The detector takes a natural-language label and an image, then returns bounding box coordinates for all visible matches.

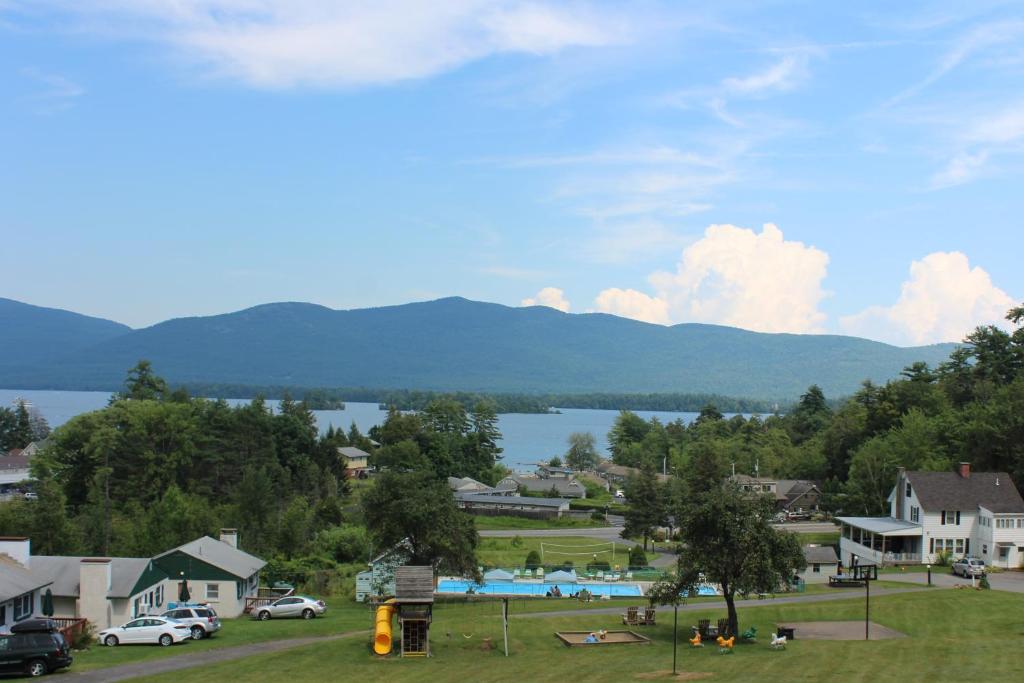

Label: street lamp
[926,564,931,587]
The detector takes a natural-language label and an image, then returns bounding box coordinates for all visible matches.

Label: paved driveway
[882,567,1024,593]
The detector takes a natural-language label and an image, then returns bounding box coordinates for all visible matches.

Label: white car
[98,617,192,647]
[254,596,327,621]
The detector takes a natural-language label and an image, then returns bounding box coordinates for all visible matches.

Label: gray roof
[156,536,265,579]
[499,475,585,497]
[31,556,151,599]
[837,516,922,536]
[907,471,1024,513]
[0,559,51,602]
[454,492,569,509]
[448,476,493,492]
[802,545,839,565]
[483,568,513,581]
[0,454,31,472]
[337,446,370,461]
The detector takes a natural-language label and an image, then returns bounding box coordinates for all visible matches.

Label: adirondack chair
[524,569,533,578]
[696,619,711,638]
[625,571,634,580]
[642,608,656,626]
[621,606,639,626]
[717,619,730,638]
[741,625,757,641]
[536,568,545,580]
[596,571,605,581]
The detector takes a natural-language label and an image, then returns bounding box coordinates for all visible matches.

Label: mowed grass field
[124,588,1024,683]
[472,515,609,531]
[475,536,629,569]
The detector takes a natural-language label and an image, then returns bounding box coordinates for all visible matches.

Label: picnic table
[828,575,865,588]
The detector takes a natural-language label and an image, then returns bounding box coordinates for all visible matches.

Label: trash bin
[777,626,795,640]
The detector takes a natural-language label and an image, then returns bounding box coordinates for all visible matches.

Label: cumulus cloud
[652,223,829,333]
[37,1,628,88]
[840,252,1015,345]
[521,286,570,312]
[590,223,829,332]
[593,287,670,325]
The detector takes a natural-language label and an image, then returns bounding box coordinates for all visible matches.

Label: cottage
[596,462,670,486]
[799,545,840,579]
[0,538,52,633]
[453,492,570,518]
[838,464,1024,569]
[4,530,265,630]
[446,476,510,496]
[777,480,822,512]
[338,446,371,479]
[0,452,32,499]
[536,464,574,479]
[496,474,587,499]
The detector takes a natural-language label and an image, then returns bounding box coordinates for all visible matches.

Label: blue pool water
[437,580,642,597]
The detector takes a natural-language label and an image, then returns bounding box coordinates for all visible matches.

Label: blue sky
[1,1,1022,345]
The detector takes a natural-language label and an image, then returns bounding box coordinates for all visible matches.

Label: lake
[0,388,707,472]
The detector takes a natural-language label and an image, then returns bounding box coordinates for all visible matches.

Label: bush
[525,550,541,569]
[314,524,370,563]
[586,560,611,572]
[590,510,605,521]
[980,574,991,590]
[511,534,524,548]
[628,545,648,568]
[934,549,952,567]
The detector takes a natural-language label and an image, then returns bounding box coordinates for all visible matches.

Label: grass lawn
[475,536,629,569]
[128,588,1024,683]
[789,530,840,546]
[473,515,609,531]
[68,603,370,672]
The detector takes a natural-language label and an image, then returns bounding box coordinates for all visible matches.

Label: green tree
[277,497,313,559]
[622,465,666,551]
[608,411,650,463]
[119,360,168,401]
[565,432,599,471]
[654,480,804,637]
[628,544,648,568]
[362,471,479,578]
[0,406,17,451]
[524,550,541,570]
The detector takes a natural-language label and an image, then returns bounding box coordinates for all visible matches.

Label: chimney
[79,559,113,629]
[895,467,906,519]
[958,462,971,479]
[0,536,30,567]
[219,528,238,548]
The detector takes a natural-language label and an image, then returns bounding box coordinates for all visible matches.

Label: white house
[0,537,52,633]
[2,530,266,630]
[838,464,1024,569]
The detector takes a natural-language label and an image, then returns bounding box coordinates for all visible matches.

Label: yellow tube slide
[373,600,396,655]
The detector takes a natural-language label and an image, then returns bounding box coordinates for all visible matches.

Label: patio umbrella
[41,589,54,616]
[178,580,191,603]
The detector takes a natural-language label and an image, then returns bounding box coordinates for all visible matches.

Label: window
[206,583,219,600]
[905,482,912,497]
[942,510,959,525]
[812,563,820,573]
[955,539,964,554]
[156,585,163,607]
[983,544,988,555]
[910,506,920,523]
[14,593,32,620]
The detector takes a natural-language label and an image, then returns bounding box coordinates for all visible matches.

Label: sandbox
[778,621,906,641]
[555,630,651,647]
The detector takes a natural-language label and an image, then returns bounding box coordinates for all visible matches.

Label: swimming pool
[437,579,643,597]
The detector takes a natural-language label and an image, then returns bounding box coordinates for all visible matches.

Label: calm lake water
[0,388,705,472]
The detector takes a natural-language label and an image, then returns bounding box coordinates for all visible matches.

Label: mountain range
[0,296,957,400]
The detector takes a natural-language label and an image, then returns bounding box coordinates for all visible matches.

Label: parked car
[253,596,327,621]
[160,605,221,640]
[97,617,191,647]
[0,619,73,677]
[951,556,987,577]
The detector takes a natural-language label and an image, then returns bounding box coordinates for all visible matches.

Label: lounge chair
[524,569,533,578]
[621,606,639,626]
[696,619,711,639]
[642,608,656,626]
[536,568,545,580]
[625,571,633,580]
[717,619,730,638]
[596,571,605,581]
[513,569,521,579]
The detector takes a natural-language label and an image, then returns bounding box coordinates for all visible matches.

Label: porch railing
[49,617,88,643]
[842,540,921,566]
[243,586,295,614]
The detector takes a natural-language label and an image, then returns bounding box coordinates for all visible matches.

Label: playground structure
[372,566,435,657]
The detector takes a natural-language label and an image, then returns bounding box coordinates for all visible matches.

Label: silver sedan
[254,596,327,621]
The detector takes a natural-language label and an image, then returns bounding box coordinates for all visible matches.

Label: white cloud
[722,54,809,96]
[592,223,830,332]
[649,223,830,333]
[930,102,1024,188]
[521,286,570,312]
[20,67,84,113]
[593,287,669,325]
[37,1,628,88]
[840,252,1015,346]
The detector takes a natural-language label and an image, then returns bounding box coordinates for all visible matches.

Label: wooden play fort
[372,566,435,658]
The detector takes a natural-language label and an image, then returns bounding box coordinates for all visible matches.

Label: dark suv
[0,619,73,677]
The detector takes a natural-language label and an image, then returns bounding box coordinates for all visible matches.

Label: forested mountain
[0,296,956,399]
[0,297,132,371]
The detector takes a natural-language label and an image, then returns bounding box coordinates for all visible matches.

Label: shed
[394,566,434,657]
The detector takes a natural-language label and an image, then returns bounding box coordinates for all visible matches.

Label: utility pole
[672,602,679,674]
